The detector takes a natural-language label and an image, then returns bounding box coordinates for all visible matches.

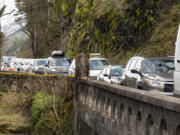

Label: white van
[174,24,180,97]
[69,57,110,77]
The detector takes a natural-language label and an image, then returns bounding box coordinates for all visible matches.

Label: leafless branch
[1,9,15,17]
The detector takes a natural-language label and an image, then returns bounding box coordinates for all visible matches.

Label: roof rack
[90,53,101,58]
[51,51,64,58]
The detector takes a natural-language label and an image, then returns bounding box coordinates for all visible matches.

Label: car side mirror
[109,75,111,79]
[131,69,140,74]
[104,74,108,77]
[45,64,49,67]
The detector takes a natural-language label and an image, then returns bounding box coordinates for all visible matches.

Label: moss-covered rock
[53,0,180,63]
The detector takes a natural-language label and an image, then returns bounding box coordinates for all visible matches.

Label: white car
[33,59,47,74]
[97,65,124,84]
[174,24,180,97]
[69,57,110,77]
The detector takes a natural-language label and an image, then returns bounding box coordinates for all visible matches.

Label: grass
[0,91,33,134]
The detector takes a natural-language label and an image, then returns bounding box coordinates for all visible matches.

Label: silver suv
[45,51,71,75]
[121,56,174,94]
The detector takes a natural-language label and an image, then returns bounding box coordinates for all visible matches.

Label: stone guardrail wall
[76,77,180,135]
[0,72,75,96]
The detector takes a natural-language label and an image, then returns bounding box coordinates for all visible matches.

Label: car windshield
[53,58,71,67]
[36,60,47,66]
[111,67,123,76]
[142,60,174,74]
[90,59,110,70]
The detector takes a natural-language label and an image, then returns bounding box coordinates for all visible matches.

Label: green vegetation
[0,91,32,134]
[31,91,74,135]
[15,0,180,62]
[0,89,74,135]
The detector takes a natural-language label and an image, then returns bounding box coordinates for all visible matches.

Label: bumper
[34,70,44,74]
[146,84,174,93]
[49,71,69,75]
[173,91,180,98]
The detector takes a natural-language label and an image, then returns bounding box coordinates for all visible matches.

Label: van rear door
[174,24,180,96]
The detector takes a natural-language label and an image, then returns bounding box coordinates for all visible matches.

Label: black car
[121,56,174,94]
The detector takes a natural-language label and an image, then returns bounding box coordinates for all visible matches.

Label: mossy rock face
[53,0,180,63]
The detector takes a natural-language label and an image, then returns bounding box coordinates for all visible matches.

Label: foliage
[31,91,74,135]
[15,0,180,63]
[15,0,61,58]
[61,0,177,58]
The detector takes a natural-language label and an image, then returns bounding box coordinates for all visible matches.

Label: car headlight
[144,79,164,89]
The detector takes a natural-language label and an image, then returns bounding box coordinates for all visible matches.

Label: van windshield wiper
[157,64,175,70]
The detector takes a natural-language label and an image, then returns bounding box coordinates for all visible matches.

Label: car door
[131,59,142,88]
[104,66,111,83]
[125,59,137,87]
[49,58,56,73]
[123,59,132,87]
[128,59,138,87]
[99,67,107,80]
[174,24,180,94]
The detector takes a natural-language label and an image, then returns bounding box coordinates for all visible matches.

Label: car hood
[144,73,173,82]
[111,76,122,80]
[90,70,101,77]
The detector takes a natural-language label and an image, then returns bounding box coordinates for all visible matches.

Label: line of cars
[2,24,180,96]
[1,51,175,95]
[95,55,175,95]
[0,51,71,74]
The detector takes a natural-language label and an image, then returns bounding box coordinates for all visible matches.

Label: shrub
[31,91,74,135]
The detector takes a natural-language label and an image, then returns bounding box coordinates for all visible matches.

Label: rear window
[90,60,110,70]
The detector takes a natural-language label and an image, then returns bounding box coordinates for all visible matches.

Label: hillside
[53,0,180,64]
[120,3,180,63]
[13,0,180,62]
[2,30,29,57]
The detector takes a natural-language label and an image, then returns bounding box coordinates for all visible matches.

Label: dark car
[121,56,174,94]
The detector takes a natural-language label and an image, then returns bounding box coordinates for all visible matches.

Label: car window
[127,60,132,71]
[90,60,109,70]
[36,60,47,66]
[105,67,111,75]
[111,67,123,76]
[142,60,174,74]
[49,59,55,66]
[129,59,137,71]
[49,58,70,67]
[101,67,107,74]
[135,60,142,71]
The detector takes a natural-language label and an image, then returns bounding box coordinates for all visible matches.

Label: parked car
[122,56,174,94]
[97,65,124,84]
[45,51,71,75]
[69,57,110,77]
[33,59,47,74]
[174,24,180,97]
